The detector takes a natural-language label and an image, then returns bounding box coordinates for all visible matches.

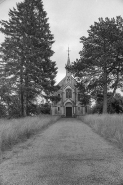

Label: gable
[58,75,76,89]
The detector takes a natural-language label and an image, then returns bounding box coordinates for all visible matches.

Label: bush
[91,93,123,114]
[40,103,51,114]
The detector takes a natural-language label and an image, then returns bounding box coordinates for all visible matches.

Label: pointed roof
[66,47,71,76]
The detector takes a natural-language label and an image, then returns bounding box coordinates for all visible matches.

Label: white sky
[0,0,123,85]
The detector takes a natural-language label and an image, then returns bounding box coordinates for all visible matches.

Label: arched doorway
[65,102,72,117]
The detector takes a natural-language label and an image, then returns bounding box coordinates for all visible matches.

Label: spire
[66,47,71,76]
[67,47,70,66]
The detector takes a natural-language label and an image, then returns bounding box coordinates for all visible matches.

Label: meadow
[80,114,123,149]
[0,115,59,153]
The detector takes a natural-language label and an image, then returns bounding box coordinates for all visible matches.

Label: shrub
[40,103,51,114]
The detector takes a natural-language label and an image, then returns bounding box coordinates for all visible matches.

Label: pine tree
[0,0,58,116]
[68,17,123,113]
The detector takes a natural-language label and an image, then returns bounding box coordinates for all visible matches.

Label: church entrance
[66,107,72,117]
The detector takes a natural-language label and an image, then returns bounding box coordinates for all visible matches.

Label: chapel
[51,48,86,117]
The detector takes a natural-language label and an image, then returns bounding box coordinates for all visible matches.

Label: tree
[92,93,123,114]
[0,0,58,116]
[67,17,123,113]
[0,104,7,117]
[108,93,123,113]
[40,103,51,114]
[75,82,91,107]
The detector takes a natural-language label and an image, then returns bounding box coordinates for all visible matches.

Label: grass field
[0,115,60,153]
[79,114,123,149]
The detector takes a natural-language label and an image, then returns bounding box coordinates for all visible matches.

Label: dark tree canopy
[67,16,123,113]
[0,0,58,117]
[92,93,123,114]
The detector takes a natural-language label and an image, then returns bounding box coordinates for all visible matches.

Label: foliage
[92,93,123,114]
[0,103,7,117]
[0,81,22,118]
[67,16,123,113]
[49,94,61,104]
[43,84,61,103]
[40,103,51,114]
[7,95,21,118]
[75,82,91,106]
[0,0,58,117]
[109,93,123,113]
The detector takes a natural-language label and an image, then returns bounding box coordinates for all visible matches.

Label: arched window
[66,89,72,98]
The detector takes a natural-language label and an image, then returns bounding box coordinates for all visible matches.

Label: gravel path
[1,118,123,185]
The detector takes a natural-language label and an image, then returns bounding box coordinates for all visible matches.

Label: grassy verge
[79,114,123,149]
[0,115,60,153]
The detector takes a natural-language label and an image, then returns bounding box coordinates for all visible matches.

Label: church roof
[57,75,76,89]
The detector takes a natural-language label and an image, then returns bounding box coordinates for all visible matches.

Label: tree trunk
[25,66,29,116]
[103,81,107,113]
[103,64,107,114]
[20,85,24,117]
[109,58,120,103]
[20,58,24,117]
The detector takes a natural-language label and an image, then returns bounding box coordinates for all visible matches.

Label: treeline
[0,0,59,118]
[67,17,123,114]
[91,93,123,114]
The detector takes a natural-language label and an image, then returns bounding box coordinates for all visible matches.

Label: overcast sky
[0,0,123,83]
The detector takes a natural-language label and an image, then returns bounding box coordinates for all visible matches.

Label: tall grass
[79,114,123,149]
[0,115,60,153]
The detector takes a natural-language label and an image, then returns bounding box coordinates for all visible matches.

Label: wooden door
[66,107,72,117]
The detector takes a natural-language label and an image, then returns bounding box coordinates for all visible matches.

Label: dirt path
[1,118,123,185]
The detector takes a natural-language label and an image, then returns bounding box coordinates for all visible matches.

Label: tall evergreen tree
[0,0,58,116]
[68,17,123,113]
